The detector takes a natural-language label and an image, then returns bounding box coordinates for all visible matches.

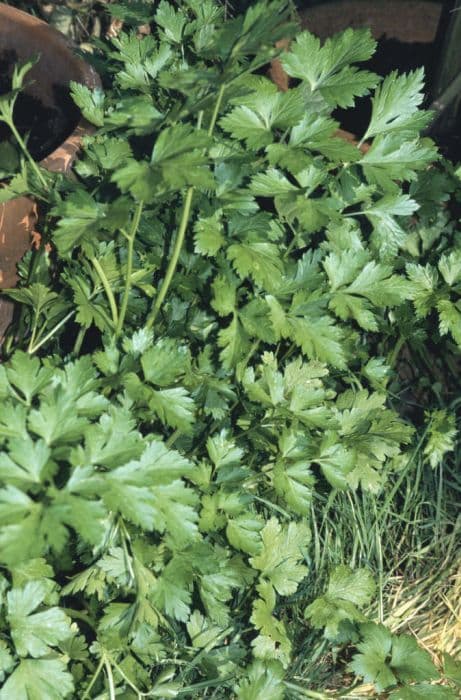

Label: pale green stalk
[7,119,48,189]
[146,85,225,330]
[91,256,119,328]
[116,199,144,336]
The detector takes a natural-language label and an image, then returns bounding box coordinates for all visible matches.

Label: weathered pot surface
[297,0,440,42]
[0,4,100,344]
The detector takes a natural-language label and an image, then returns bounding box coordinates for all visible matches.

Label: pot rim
[0,3,101,170]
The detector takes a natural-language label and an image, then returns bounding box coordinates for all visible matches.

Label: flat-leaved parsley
[0,1,459,697]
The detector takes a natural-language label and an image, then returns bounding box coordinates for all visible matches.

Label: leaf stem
[118,517,136,586]
[73,327,86,356]
[207,83,225,137]
[82,656,105,699]
[27,309,75,354]
[107,654,144,696]
[116,199,144,336]
[387,334,405,368]
[146,86,225,330]
[27,258,137,354]
[7,119,48,189]
[91,256,119,328]
[177,676,234,694]
[26,307,40,354]
[145,185,194,330]
[61,606,96,630]
[104,655,117,700]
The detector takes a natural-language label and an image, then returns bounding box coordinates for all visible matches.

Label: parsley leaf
[0,658,75,700]
[305,565,375,638]
[7,581,73,658]
[350,624,439,692]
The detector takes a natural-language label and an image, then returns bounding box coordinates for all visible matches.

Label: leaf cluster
[0,1,460,697]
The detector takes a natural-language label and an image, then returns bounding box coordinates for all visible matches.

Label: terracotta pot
[269,0,441,147]
[0,4,100,343]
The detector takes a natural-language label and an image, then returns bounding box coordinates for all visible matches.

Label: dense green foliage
[0,1,460,697]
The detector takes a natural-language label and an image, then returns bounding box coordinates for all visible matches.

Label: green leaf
[359,194,419,259]
[290,114,338,147]
[102,441,199,544]
[187,610,225,649]
[220,78,304,149]
[112,34,172,91]
[406,263,439,318]
[273,457,315,516]
[325,249,409,325]
[250,168,298,196]
[250,518,309,596]
[363,357,390,390]
[288,314,347,369]
[200,555,251,625]
[363,69,431,140]
[438,250,461,286]
[0,658,74,700]
[212,273,237,316]
[142,338,190,386]
[316,439,355,490]
[251,581,292,668]
[227,241,284,291]
[305,565,375,638]
[5,352,54,404]
[152,125,210,163]
[227,515,264,555]
[360,135,438,188]
[71,404,143,469]
[7,581,73,657]
[437,299,461,346]
[155,0,187,43]
[150,557,192,621]
[70,82,105,126]
[390,634,439,683]
[105,95,163,135]
[236,660,285,700]
[0,489,44,564]
[218,314,250,369]
[28,395,90,447]
[281,28,377,107]
[220,105,273,149]
[52,190,108,255]
[0,436,51,487]
[148,387,195,431]
[10,559,53,589]
[342,258,409,306]
[423,410,457,469]
[349,623,397,690]
[6,284,59,317]
[194,210,225,256]
[350,624,438,692]
[443,652,461,686]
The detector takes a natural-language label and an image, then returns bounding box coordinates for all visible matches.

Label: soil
[0,50,80,163]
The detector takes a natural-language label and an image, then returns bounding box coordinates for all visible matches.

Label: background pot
[0,4,100,344]
[296,1,440,43]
